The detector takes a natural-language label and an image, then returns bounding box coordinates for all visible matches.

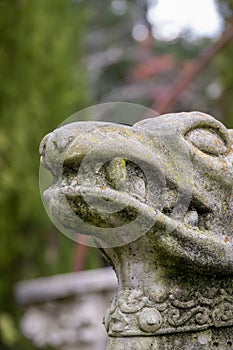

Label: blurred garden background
[0,0,233,349]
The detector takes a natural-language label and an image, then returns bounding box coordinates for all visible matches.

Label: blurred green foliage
[0,0,90,348]
[0,313,19,347]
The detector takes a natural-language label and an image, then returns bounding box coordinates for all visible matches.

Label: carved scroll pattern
[105,289,233,336]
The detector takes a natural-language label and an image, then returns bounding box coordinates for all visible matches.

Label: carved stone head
[40,112,233,273]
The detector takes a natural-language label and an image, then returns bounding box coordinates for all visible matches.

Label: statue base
[107,328,233,349]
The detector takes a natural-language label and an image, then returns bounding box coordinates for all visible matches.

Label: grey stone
[15,267,117,304]
[15,268,117,350]
[40,112,233,349]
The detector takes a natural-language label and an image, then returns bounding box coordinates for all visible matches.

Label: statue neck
[103,237,233,341]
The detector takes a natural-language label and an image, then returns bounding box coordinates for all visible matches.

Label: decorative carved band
[105,288,233,336]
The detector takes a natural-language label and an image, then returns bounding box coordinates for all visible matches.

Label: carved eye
[185,127,227,156]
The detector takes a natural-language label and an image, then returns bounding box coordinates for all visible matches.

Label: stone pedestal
[15,268,117,350]
[107,329,233,350]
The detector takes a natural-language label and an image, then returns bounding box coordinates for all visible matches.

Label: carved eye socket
[185,127,227,156]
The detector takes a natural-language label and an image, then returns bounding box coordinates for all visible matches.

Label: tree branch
[152,22,233,114]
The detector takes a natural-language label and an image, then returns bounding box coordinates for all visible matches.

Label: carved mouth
[62,158,148,203]
[45,156,212,235]
[45,178,223,272]
[45,158,153,229]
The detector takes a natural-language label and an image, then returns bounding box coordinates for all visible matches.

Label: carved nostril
[40,133,75,159]
[53,135,74,152]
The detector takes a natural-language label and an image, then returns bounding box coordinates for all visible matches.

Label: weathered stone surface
[40,112,233,349]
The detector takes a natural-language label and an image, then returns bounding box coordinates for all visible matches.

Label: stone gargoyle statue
[40,112,233,349]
